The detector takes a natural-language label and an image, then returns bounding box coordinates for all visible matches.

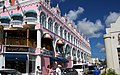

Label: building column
[35,29,42,73]
[104,34,114,68]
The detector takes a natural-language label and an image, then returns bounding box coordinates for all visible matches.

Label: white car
[73,63,88,75]
[0,68,22,75]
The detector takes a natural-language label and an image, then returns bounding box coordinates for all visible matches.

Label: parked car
[87,64,97,75]
[0,68,22,75]
[61,68,78,75]
[72,63,89,75]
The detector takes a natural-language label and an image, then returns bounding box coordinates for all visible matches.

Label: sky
[51,0,120,60]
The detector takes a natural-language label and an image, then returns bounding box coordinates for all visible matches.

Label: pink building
[0,0,91,75]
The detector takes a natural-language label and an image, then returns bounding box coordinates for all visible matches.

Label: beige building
[104,16,120,74]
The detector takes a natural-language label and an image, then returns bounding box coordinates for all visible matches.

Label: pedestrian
[55,64,62,75]
[36,66,42,75]
[49,66,54,75]
[47,65,51,75]
[93,67,101,75]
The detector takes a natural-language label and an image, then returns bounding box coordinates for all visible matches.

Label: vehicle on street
[61,68,78,75]
[72,63,88,75]
[87,64,97,75]
[0,68,22,75]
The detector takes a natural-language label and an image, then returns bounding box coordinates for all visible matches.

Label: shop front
[1,45,36,75]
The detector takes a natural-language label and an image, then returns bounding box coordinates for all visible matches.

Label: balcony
[23,17,37,28]
[0,16,10,28]
[10,13,23,27]
[23,10,37,28]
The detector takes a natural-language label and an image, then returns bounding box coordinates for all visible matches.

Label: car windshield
[88,66,95,70]
[73,65,82,69]
[0,69,21,75]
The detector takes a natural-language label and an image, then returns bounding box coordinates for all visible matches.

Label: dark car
[61,68,78,75]
[0,69,22,75]
[87,65,97,75]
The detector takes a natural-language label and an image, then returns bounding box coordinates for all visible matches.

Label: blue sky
[51,0,120,59]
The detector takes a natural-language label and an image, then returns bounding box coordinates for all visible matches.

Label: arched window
[77,50,80,58]
[64,30,67,39]
[72,48,76,57]
[60,26,63,38]
[71,35,73,43]
[68,33,70,42]
[54,22,58,34]
[48,18,53,31]
[65,45,71,56]
[40,12,46,28]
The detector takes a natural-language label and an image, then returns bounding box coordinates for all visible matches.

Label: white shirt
[56,67,61,75]
[36,69,42,75]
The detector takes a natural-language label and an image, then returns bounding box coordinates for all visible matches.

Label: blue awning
[50,56,68,62]
[50,56,58,62]
[4,53,27,60]
[57,57,68,62]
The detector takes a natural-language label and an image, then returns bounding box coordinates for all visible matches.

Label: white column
[35,29,42,73]
[104,34,114,68]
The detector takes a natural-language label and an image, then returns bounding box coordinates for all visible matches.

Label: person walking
[36,66,42,75]
[55,65,62,75]
[93,67,101,75]
[49,66,54,75]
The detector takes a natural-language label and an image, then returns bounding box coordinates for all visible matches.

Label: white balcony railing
[24,17,37,25]
[0,23,10,28]
[10,20,23,27]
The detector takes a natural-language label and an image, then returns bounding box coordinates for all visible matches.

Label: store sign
[6,46,35,53]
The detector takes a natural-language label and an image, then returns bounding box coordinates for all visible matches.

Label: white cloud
[67,7,104,38]
[96,43,105,52]
[77,18,104,38]
[105,12,120,27]
[67,7,84,22]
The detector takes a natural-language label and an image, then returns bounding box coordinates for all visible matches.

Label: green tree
[101,68,118,75]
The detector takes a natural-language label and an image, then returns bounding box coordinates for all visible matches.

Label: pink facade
[0,0,91,74]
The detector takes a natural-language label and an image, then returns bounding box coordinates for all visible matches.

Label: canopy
[56,39,64,45]
[42,33,53,40]
[50,56,68,62]
[4,53,27,60]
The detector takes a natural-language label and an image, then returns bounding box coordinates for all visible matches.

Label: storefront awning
[42,33,53,40]
[57,57,68,62]
[56,39,64,45]
[4,53,27,60]
[50,56,68,62]
[50,56,58,62]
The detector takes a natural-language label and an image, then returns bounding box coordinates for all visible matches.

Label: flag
[3,6,6,12]
[17,5,20,11]
[9,0,15,6]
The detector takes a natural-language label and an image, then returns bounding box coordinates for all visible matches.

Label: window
[77,50,80,58]
[40,12,46,28]
[68,33,70,42]
[71,35,73,43]
[54,23,58,34]
[64,30,67,39]
[48,18,53,31]
[60,26,63,38]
